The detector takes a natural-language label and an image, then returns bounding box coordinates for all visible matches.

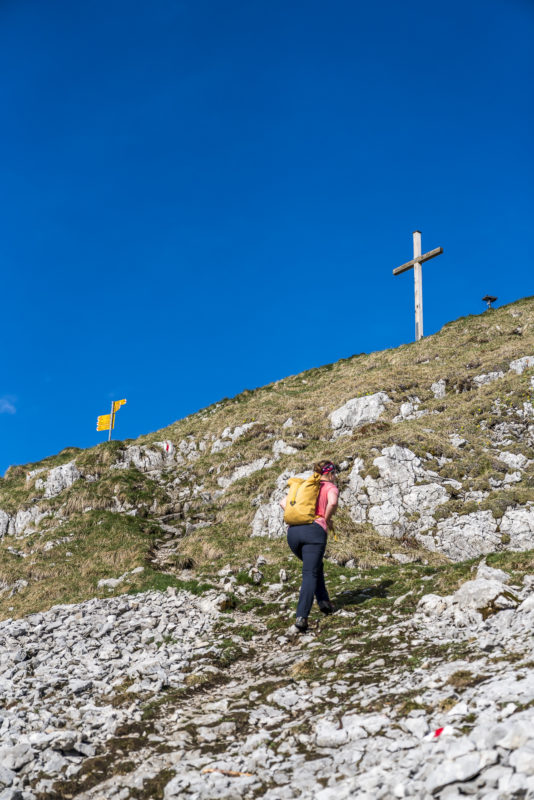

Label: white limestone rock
[417,577,518,629]
[251,473,290,539]
[97,576,125,590]
[210,438,231,453]
[0,743,34,771]
[498,451,529,471]
[504,470,522,484]
[476,560,511,584]
[329,392,391,438]
[7,579,28,597]
[500,506,534,551]
[112,445,166,472]
[453,578,518,615]
[391,553,418,564]
[197,593,229,615]
[518,594,534,613]
[251,470,312,538]
[425,752,483,794]
[421,511,501,562]
[340,713,368,740]
[339,457,367,523]
[342,446,448,540]
[315,719,349,748]
[241,731,271,754]
[10,506,51,537]
[177,437,199,461]
[0,588,226,790]
[35,461,81,499]
[473,371,505,386]
[26,467,46,482]
[417,593,451,618]
[509,743,534,775]
[471,718,532,751]
[397,401,416,420]
[154,440,175,456]
[0,511,10,538]
[218,458,273,489]
[267,687,301,709]
[403,717,429,739]
[510,356,534,374]
[447,701,469,718]
[97,566,144,590]
[272,440,298,457]
[431,379,447,398]
[211,422,257,453]
[392,397,429,423]
[449,434,467,448]
[113,438,196,472]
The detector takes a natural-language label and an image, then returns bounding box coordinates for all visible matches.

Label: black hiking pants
[287,522,330,619]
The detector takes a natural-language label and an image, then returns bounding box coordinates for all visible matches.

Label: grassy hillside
[2,296,534,621]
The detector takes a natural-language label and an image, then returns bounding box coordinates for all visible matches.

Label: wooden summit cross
[393,231,443,341]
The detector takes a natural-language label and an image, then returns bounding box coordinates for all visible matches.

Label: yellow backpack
[283,473,322,525]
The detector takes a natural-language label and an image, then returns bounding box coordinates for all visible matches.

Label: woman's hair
[314,460,338,476]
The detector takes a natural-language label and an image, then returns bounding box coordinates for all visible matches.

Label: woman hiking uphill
[280,460,339,633]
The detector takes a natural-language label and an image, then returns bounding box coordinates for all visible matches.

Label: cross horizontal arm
[392,246,443,276]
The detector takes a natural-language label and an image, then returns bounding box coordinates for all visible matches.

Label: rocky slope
[3,556,534,799]
[2,297,534,798]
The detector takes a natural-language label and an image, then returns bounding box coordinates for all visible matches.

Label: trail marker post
[96,399,127,439]
[108,401,114,442]
[393,231,443,341]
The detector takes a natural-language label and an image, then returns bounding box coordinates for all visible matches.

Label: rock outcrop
[329,392,391,438]
[35,461,81,498]
[510,355,534,374]
[342,445,449,536]
[419,510,501,561]
[251,471,302,538]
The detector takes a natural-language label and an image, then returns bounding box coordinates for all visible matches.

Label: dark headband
[320,462,336,475]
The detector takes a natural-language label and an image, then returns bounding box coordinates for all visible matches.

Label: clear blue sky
[1,0,533,474]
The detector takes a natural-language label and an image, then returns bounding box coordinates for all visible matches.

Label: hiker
[280,460,339,632]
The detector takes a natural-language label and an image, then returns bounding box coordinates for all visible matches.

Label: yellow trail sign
[97,399,126,439]
[96,414,114,432]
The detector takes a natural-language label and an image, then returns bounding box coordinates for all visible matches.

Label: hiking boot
[294,616,308,632]
[318,601,335,615]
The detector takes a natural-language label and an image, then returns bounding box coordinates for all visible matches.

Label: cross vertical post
[413,231,423,341]
[392,231,443,342]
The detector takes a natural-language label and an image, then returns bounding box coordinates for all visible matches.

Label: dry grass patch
[326,510,448,569]
[446,670,489,690]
